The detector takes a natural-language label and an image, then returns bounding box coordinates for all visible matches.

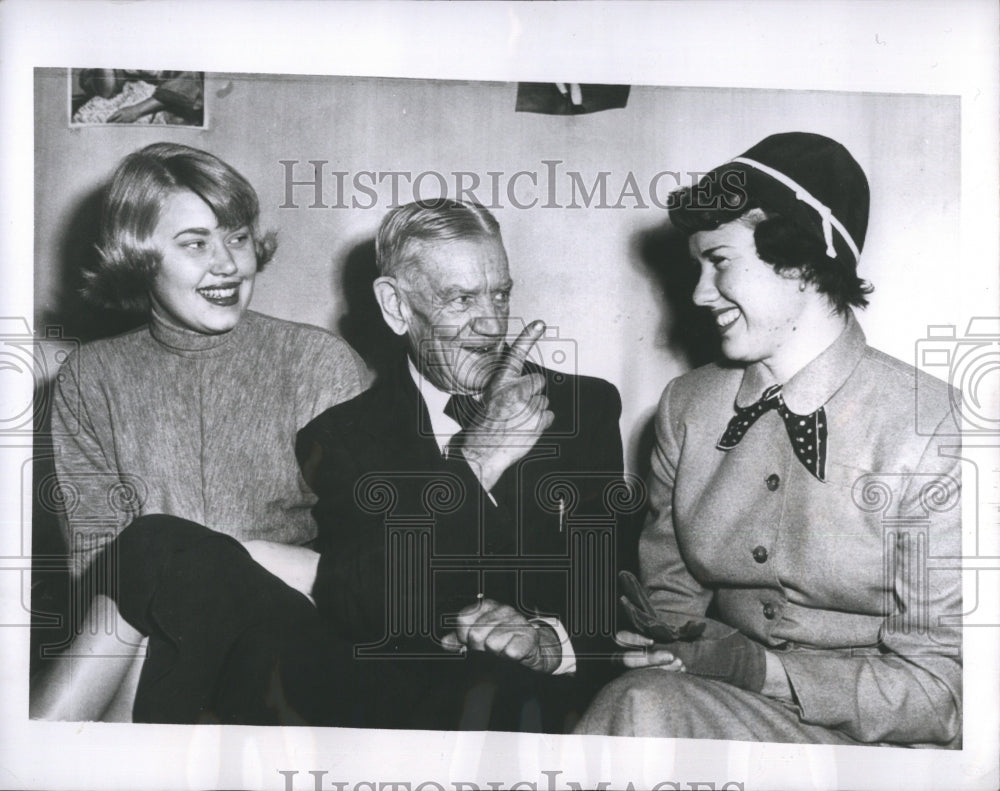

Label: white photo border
[1,2,997,790]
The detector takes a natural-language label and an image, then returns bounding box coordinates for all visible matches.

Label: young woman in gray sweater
[32,143,369,724]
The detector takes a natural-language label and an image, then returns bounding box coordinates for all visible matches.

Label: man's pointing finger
[496,320,545,382]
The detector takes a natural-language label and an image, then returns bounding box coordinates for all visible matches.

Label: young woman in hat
[575,133,962,747]
[32,142,369,723]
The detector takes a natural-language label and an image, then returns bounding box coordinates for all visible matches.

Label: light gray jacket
[641,313,962,746]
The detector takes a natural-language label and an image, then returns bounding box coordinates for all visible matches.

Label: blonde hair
[83,143,276,312]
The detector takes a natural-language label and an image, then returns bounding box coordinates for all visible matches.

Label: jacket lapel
[355,358,443,467]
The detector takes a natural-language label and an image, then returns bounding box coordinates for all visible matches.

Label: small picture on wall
[68,68,205,127]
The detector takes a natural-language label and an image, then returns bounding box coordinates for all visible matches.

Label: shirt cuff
[532,616,576,675]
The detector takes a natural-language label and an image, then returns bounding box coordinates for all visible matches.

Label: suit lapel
[355,358,443,467]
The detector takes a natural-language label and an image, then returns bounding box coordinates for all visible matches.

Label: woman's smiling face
[148,189,257,334]
[689,215,813,373]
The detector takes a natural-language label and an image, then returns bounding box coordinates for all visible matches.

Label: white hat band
[730,156,862,262]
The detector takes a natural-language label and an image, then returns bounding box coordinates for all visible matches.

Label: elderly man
[296,199,629,731]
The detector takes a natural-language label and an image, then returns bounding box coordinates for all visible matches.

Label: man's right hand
[440,597,562,674]
[454,320,554,492]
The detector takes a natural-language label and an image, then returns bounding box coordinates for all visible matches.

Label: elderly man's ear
[373,277,409,336]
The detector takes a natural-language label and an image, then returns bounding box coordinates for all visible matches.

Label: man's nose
[469,300,508,338]
[209,241,239,276]
[691,262,718,307]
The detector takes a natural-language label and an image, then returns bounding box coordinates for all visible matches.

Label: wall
[34,69,960,470]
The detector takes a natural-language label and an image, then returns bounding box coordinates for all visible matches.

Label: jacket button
[765,474,780,491]
[752,545,768,563]
[762,602,776,620]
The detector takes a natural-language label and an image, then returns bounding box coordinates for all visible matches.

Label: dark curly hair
[82,143,277,313]
[668,175,873,313]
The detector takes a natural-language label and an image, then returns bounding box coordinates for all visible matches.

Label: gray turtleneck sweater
[51,310,367,577]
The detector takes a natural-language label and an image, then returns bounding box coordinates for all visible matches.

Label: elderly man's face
[396,236,513,395]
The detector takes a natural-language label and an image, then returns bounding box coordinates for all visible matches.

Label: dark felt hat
[709,132,869,267]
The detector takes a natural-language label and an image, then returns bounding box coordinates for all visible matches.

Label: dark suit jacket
[295,357,633,729]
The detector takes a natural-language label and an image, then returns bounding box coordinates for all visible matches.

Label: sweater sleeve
[293,331,370,431]
[51,349,139,579]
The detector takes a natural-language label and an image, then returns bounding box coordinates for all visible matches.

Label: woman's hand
[240,540,320,603]
[614,630,686,671]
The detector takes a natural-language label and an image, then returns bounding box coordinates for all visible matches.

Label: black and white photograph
[69,68,206,127]
[2,2,998,790]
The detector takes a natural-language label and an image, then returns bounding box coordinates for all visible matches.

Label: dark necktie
[444,393,484,431]
[717,384,827,481]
